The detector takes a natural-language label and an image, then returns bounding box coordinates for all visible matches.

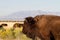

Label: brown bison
[13,23,23,28]
[0,24,7,28]
[22,15,60,40]
[1,24,8,26]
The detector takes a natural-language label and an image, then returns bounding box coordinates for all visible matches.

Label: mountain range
[0,10,60,21]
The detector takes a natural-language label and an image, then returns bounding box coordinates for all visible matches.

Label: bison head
[22,17,36,38]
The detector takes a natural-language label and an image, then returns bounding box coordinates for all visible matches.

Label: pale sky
[0,0,60,17]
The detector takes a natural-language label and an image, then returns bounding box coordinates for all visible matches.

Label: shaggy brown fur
[22,15,60,40]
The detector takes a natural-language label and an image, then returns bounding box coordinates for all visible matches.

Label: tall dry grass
[0,27,32,40]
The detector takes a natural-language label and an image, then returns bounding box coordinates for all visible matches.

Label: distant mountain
[0,10,60,21]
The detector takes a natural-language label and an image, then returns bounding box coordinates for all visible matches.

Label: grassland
[0,26,32,40]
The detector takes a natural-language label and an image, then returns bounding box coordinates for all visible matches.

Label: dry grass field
[0,27,32,40]
[0,21,32,40]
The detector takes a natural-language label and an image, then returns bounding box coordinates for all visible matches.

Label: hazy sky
[0,0,60,17]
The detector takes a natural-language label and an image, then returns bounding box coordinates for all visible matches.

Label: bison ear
[25,17,36,25]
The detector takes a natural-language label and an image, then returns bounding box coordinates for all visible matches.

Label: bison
[1,24,7,26]
[22,15,60,40]
[13,23,23,29]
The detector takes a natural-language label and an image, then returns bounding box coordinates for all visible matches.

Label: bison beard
[22,15,60,40]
